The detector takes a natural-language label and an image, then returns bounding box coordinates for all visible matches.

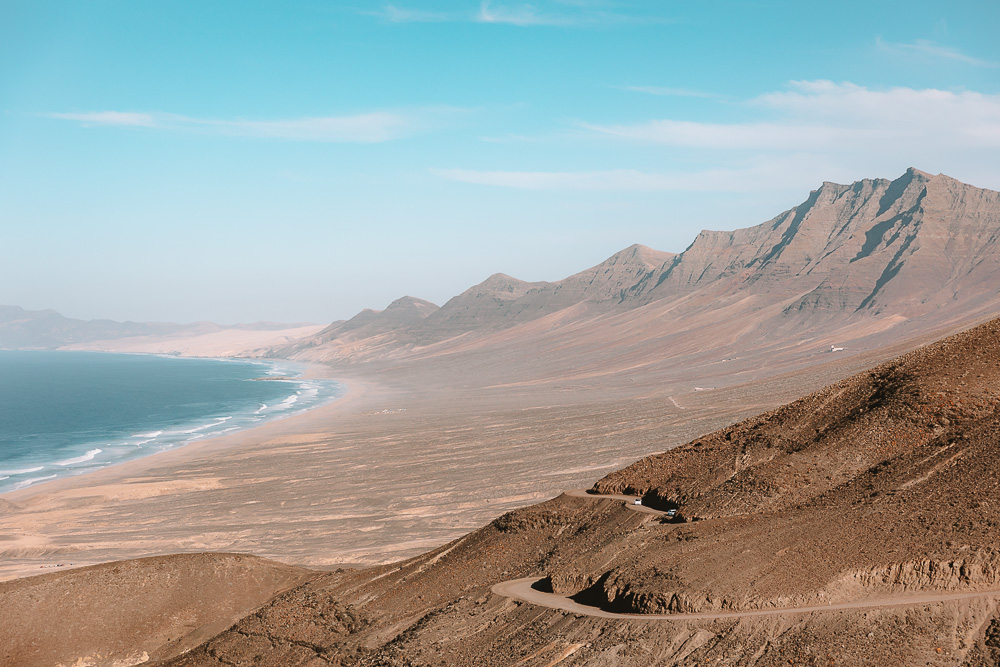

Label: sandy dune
[58,323,325,357]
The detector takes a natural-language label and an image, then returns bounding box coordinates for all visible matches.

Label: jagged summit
[636,167,1000,320]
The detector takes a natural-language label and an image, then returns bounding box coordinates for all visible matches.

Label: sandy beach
[0,339,920,584]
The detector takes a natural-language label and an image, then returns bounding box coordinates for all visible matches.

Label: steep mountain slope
[163,316,1000,666]
[638,168,1000,324]
[284,169,1000,371]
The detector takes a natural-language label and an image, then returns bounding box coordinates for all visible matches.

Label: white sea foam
[173,416,233,435]
[0,466,45,476]
[274,393,300,410]
[13,474,58,491]
[133,430,163,439]
[255,403,267,414]
[55,448,102,466]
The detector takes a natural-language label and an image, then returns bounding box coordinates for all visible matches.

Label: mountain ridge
[282,168,1000,371]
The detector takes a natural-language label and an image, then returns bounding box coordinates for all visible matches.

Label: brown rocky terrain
[146,312,1000,666]
[0,553,314,667]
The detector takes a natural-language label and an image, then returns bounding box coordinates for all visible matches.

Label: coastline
[0,367,377,504]
[0,354,344,498]
[0,336,923,585]
[0,367,397,582]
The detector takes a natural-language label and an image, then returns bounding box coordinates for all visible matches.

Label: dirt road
[496,491,1000,620]
[492,577,1000,621]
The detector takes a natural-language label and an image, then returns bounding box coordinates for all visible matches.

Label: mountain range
[9,168,1000,382]
[273,168,1000,402]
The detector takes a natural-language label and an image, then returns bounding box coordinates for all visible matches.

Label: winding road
[563,488,668,516]
[492,577,1000,621]
[492,491,1000,621]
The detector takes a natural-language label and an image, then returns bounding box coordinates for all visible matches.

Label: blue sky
[2,1,999,324]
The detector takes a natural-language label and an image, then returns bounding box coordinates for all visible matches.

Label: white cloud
[477,0,571,26]
[581,119,868,150]
[436,81,1000,194]
[47,111,157,127]
[876,37,1000,68]
[585,81,1000,151]
[377,4,461,22]
[371,1,654,26]
[46,110,436,142]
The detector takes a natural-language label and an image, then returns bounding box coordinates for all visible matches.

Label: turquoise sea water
[0,351,342,494]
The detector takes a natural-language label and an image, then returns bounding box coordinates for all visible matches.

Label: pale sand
[58,324,327,357]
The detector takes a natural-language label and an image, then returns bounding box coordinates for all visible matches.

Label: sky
[2,0,999,324]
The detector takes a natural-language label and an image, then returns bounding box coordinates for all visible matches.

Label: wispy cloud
[619,85,721,99]
[477,0,575,26]
[436,80,1000,193]
[876,37,1000,68]
[48,111,158,127]
[433,156,841,192]
[585,81,1000,150]
[378,3,461,22]
[44,109,456,142]
[371,1,661,27]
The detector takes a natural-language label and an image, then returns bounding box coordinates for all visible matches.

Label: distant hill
[0,306,191,349]
[0,306,321,355]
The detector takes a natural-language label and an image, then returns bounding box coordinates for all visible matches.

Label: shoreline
[0,333,930,585]
[0,369,396,582]
[0,367,379,505]
[0,354,345,499]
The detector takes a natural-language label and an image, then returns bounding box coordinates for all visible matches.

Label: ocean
[0,351,342,494]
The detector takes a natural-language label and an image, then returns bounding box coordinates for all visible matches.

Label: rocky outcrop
[839,556,1000,595]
